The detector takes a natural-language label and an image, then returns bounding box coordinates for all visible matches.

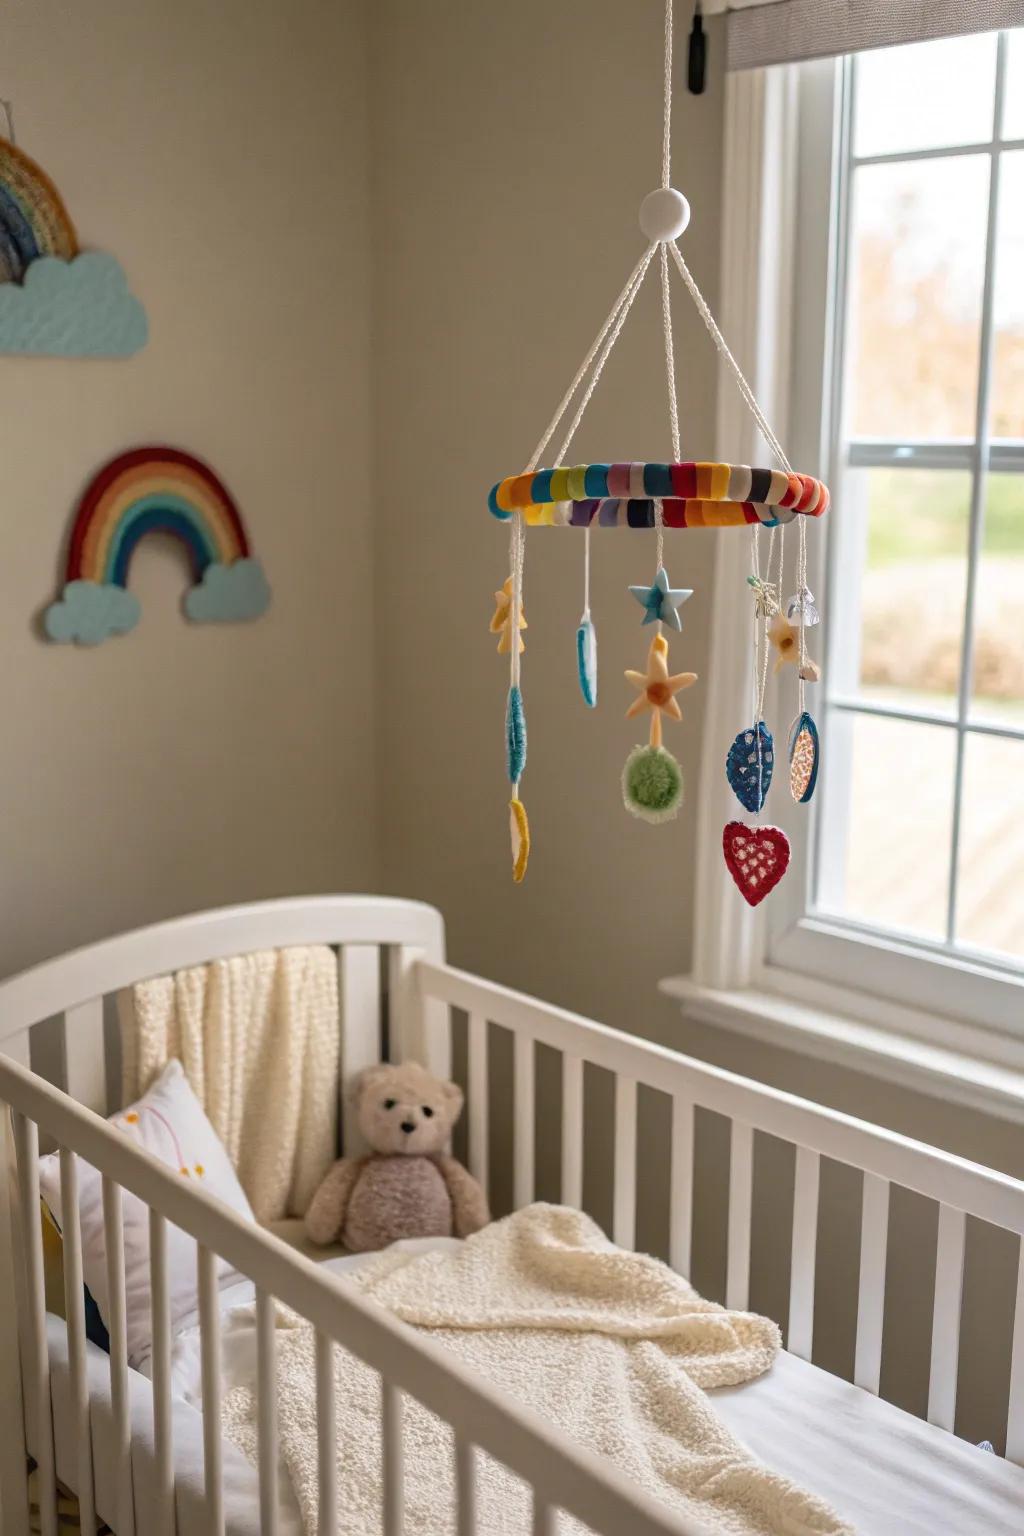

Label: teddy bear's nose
[400,1120,416,1134]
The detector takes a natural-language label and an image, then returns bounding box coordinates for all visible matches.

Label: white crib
[0,895,1022,1536]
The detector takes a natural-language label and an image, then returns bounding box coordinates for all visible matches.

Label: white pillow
[39,1059,254,1368]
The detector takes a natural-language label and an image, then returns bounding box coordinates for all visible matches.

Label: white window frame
[667,50,1024,1116]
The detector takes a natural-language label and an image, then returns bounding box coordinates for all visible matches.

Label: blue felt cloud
[44,580,141,645]
[0,253,148,357]
[184,558,271,624]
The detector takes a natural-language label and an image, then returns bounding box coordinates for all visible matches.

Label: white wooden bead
[639,187,691,242]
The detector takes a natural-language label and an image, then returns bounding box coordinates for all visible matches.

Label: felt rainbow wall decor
[0,136,78,278]
[0,133,147,355]
[44,448,271,645]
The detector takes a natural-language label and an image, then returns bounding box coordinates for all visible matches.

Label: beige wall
[0,0,377,974]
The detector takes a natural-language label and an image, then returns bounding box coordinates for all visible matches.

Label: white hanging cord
[555,244,656,465]
[526,245,656,475]
[796,516,808,716]
[662,0,674,189]
[582,519,592,621]
[509,509,525,699]
[0,99,15,143]
[668,239,792,475]
[658,241,681,577]
[560,249,655,622]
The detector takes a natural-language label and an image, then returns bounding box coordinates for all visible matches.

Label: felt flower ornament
[625,632,697,748]
[769,612,799,673]
[490,576,526,655]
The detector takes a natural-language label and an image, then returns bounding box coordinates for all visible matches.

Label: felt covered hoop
[488,461,830,529]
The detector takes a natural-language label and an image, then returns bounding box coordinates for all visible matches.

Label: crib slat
[561,1053,583,1209]
[513,1032,535,1209]
[1007,1241,1024,1466]
[150,1208,175,1536]
[532,1493,556,1536]
[15,1113,58,1536]
[338,946,381,1156]
[102,1176,135,1536]
[788,1147,820,1361]
[455,1436,476,1536]
[61,999,107,1115]
[467,1013,489,1197]
[669,1094,694,1277]
[854,1173,890,1394]
[726,1121,753,1311]
[613,1076,637,1250]
[382,1381,404,1536]
[0,1089,30,1536]
[928,1203,966,1432]
[255,1289,280,1536]
[198,1245,225,1536]
[60,1149,97,1536]
[388,946,451,1079]
[315,1331,337,1536]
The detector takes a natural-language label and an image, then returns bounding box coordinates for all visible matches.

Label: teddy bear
[304,1060,490,1252]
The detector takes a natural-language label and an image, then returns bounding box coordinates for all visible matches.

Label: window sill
[659,972,1024,1125]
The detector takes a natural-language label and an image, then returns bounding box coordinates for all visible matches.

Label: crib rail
[0,1051,696,1536]
[417,959,1024,1465]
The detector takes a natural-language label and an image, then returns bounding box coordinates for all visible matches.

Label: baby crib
[0,894,1022,1536]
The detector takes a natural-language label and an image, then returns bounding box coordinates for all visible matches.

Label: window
[763,31,1024,1036]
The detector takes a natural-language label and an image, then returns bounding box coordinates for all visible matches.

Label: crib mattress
[45,1236,1024,1536]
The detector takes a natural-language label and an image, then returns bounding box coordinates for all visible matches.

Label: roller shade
[701,1,1024,70]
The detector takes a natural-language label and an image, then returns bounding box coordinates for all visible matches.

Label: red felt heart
[722,821,791,906]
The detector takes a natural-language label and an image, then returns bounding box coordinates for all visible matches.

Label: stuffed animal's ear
[440,1077,464,1117]
[347,1063,392,1108]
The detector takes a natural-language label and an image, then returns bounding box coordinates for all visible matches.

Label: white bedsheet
[46,1237,1024,1535]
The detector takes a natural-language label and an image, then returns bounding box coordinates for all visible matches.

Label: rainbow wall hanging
[0,134,147,356]
[44,448,271,645]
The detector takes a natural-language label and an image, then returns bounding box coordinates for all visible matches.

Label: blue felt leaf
[506,685,527,783]
[725,721,774,812]
[576,617,597,707]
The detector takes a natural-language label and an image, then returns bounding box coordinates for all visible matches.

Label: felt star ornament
[625,632,697,748]
[629,566,692,630]
[490,576,526,655]
[769,612,799,673]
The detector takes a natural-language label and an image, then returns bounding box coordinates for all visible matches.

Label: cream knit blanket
[121,946,338,1222]
[221,1205,851,1536]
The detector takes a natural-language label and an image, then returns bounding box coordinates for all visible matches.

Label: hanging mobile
[483,0,828,890]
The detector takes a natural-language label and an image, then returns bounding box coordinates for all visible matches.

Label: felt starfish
[489,576,526,654]
[625,632,697,748]
[629,566,692,630]
[769,612,799,673]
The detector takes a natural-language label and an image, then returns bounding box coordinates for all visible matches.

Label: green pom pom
[622,744,683,824]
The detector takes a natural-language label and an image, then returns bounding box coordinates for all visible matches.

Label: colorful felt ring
[487,462,830,526]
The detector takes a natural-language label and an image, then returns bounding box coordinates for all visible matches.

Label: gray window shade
[721,1,1024,70]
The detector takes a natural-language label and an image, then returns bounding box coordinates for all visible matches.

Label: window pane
[956,733,1024,961]
[853,467,969,714]
[991,151,1024,440]
[847,157,989,440]
[817,715,955,941]
[970,472,1024,726]
[1003,30,1024,141]
[854,33,997,159]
